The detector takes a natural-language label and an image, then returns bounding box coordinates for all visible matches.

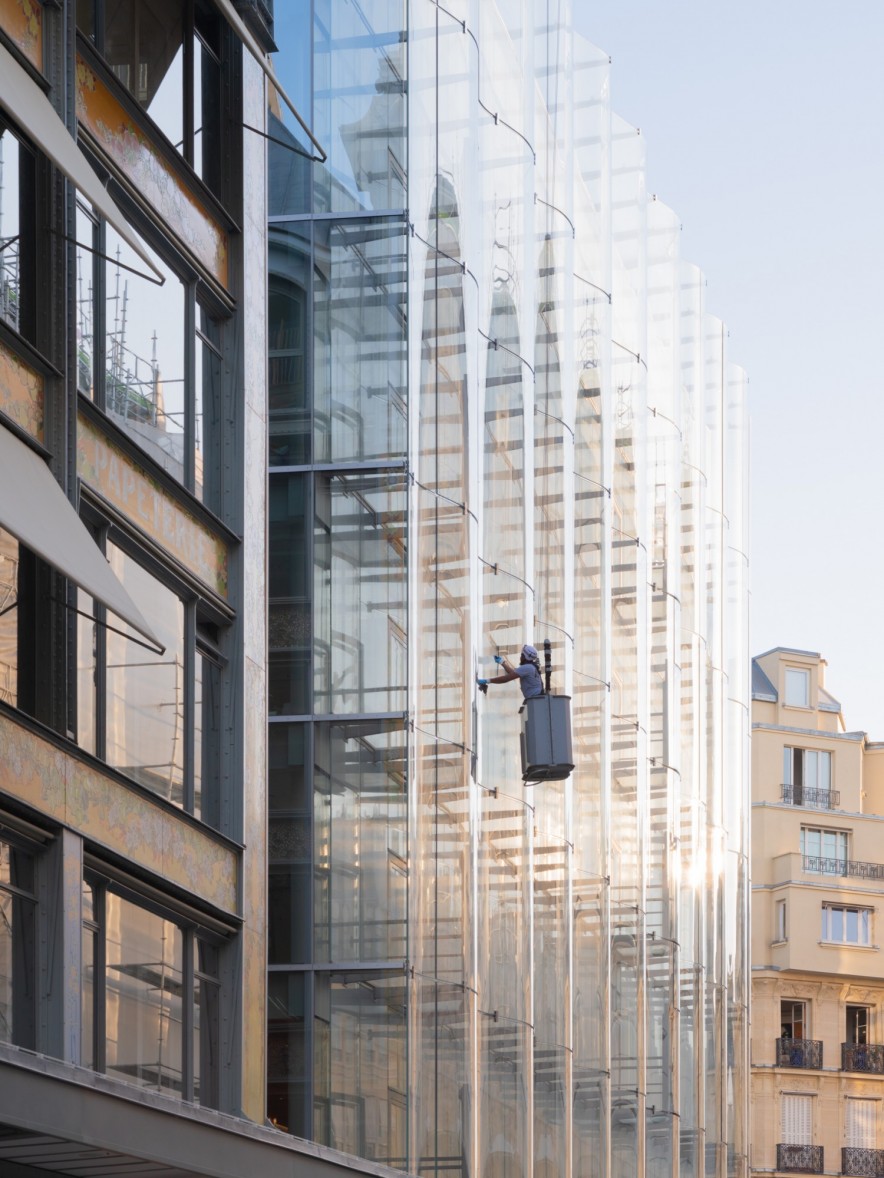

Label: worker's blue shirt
[515,663,543,699]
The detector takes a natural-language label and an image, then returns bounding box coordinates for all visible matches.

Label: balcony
[842,1043,884,1074]
[776,1144,823,1173]
[804,855,884,881]
[776,1037,823,1069]
[842,1147,884,1177]
[781,783,840,809]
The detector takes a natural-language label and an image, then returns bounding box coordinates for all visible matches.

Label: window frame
[784,667,810,708]
[846,1005,871,1046]
[0,119,37,345]
[76,0,225,192]
[783,746,832,791]
[800,825,848,872]
[0,828,39,1050]
[781,999,807,1040]
[76,503,228,825]
[775,899,788,943]
[81,867,224,1106]
[76,200,226,508]
[821,904,873,947]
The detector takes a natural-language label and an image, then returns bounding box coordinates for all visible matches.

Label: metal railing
[803,855,884,880]
[781,783,840,809]
[776,1037,823,1069]
[776,1144,823,1173]
[842,1147,884,1177]
[842,1043,884,1073]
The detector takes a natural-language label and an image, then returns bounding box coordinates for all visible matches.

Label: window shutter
[782,1094,812,1145]
[845,1098,876,1149]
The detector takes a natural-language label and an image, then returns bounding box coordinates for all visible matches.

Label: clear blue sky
[574,2,884,734]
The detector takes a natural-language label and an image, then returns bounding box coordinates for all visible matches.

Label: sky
[573,2,884,734]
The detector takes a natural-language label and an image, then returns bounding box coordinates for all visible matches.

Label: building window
[781,1000,807,1041]
[785,667,810,707]
[845,1097,876,1150]
[784,748,831,790]
[801,827,848,872]
[77,0,223,195]
[781,1092,813,1144]
[76,527,223,827]
[783,748,832,802]
[76,205,224,510]
[821,905,872,947]
[0,125,35,341]
[81,875,221,1105]
[776,900,788,942]
[846,1005,870,1046]
[0,835,37,1049]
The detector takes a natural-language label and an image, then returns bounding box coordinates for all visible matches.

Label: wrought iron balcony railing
[781,783,840,809]
[803,855,884,880]
[842,1043,884,1073]
[842,1147,884,1177]
[776,1037,823,1069]
[776,1143,823,1173]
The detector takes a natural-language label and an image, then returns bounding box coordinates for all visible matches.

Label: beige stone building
[752,647,884,1176]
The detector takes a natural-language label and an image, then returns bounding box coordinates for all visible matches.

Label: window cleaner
[477,639,574,782]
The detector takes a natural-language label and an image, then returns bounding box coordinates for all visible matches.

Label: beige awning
[211,0,327,161]
[0,42,165,284]
[0,425,162,651]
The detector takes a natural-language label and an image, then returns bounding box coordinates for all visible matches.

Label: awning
[0,425,162,652]
[211,0,327,162]
[0,42,165,284]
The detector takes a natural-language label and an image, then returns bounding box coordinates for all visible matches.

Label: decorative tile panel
[77,414,229,599]
[75,56,229,288]
[0,342,43,442]
[0,0,42,70]
[0,712,237,914]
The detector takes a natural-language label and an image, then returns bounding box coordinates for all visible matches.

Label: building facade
[0,2,403,1176]
[266,3,751,1176]
[751,649,884,1178]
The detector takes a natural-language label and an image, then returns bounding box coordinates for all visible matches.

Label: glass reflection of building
[267,3,750,1178]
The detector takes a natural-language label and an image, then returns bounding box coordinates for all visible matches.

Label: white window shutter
[845,1098,876,1149]
[782,1094,813,1145]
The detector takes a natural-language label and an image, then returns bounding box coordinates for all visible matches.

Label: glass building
[266,2,750,1177]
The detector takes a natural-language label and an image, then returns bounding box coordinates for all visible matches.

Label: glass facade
[269,3,750,1176]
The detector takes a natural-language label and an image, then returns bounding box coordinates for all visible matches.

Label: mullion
[185,287,197,491]
[184,600,196,813]
[94,217,107,413]
[183,2,196,169]
[94,882,107,1073]
[182,930,195,1101]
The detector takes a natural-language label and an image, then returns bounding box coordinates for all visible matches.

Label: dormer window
[785,667,810,708]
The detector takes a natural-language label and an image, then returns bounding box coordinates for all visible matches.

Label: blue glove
[477,678,488,686]
[494,655,504,665]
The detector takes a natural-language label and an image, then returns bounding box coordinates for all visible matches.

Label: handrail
[804,855,884,881]
[781,783,840,809]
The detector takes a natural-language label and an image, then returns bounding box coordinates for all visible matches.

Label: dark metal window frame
[77,0,225,185]
[82,866,224,1105]
[75,500,229,822]
[0,826,39,1050]
[75,198,226,503]
[0,119,38,346]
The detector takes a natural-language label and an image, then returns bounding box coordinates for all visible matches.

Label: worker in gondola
[477,644,544,699]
